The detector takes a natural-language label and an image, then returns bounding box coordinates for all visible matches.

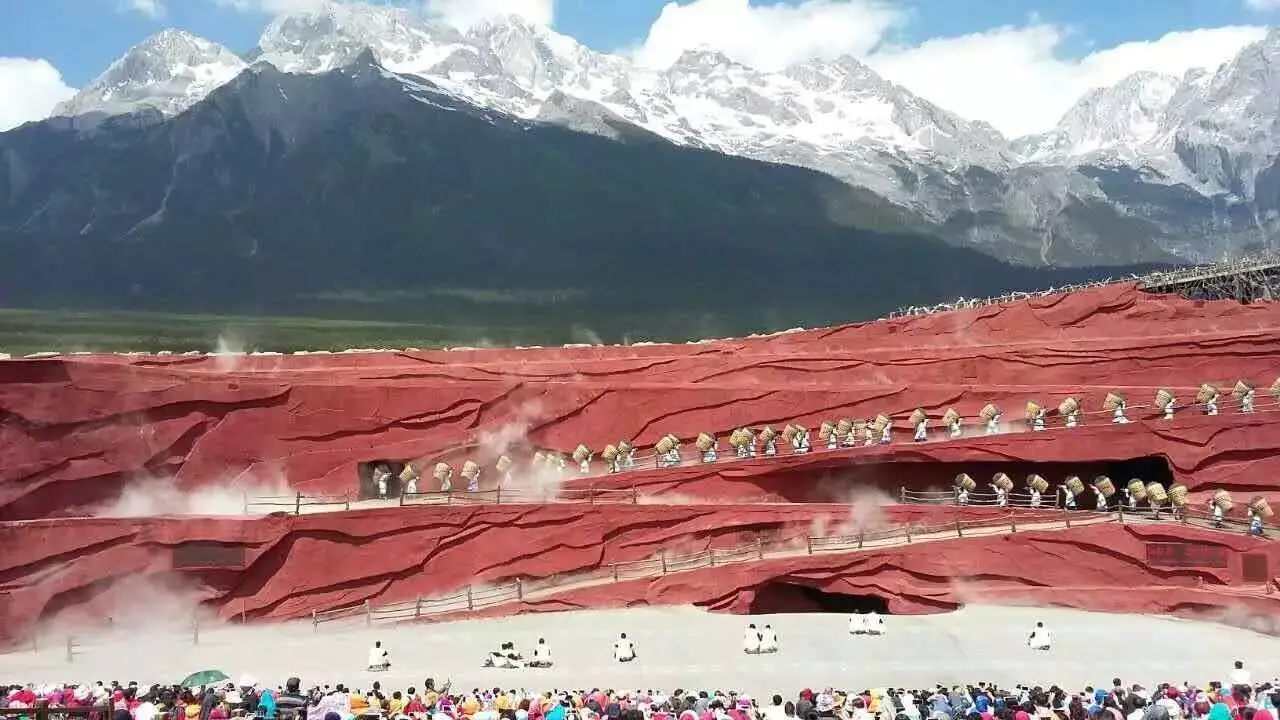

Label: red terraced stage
[1,281,1278,645]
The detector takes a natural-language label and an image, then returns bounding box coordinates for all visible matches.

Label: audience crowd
[5,666,1279,720]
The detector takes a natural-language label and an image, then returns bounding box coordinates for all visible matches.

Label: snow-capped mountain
[34,2,1280,264]
[54,29,247,119]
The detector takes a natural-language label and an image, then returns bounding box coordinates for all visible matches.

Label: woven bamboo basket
[460,460,479,479]
[942,408,960,425]
[760,426,777,442]
[979,403,999,421]
[1212,489,1233,511]
[495,456,513,473]
[1146,482,1168,505]
[819,422,836,441]
[836,418,853,435]
[1155,389,1174,409]
[1025,401,1041,419]
[908,409,928,426]
[695,432,716,452]
[1058,397,1079,415]
[655,436,675,454]
[782,424,799,442]
[1196,383,1219,403]
[601,444,619,461]
[992,472,1013,491]
[872,414,891,432]
[728,429,745,448]
[1233,380,1254,399]
[618,440,634,454]
[398,463,419,482]
[572,444,591,463]
[1168,484,1188,507]
[955,473,976,492]
[531,451,547,467]
[432,462,452,482]
[1126,479,1147,500]
[1064,476,1085,496]
[1250,496,1274,518]
[1271,377,1280,398]
[1094,476,1115,498]
[1103,392,1125,411]
[1025,474,1048,493]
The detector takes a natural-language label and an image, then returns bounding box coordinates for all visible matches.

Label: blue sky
[0,0,1270,87]
[1,0,1279,135]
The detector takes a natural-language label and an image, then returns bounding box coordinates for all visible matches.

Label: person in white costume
[948,417,962,439]
[990,483,1008,508]
[403,472,417,495]
[1092,486,1107,512]
[865,611,884,636]
[985,413,1001,435]
[486,641,523,669]
[880,422,892,445]
[956,487,970,506]
[792,429,811,454]
[864,423,876,447]
[913,416,928,442]
[613,632,636,662]
[742,624,762,654]
[763,434,777,456]
[1065,409,1079,429]
[1205,391,1220,416]
[1062,484,1076,510]
[1163,396,1177,421]
[529,638,553,668]
[373,465,390,499]
[848,614,862,635]
[1241,388,1255,413]
[1027,621,1050,651]
[1112,403,1129,424]
[827,432,839,450]
[759,624,779,653]
[1031,408,1046,432]
[1126,488,1139,511]
[1029,485,1042,509]
[367,641,391,671]
[701,443,718,464]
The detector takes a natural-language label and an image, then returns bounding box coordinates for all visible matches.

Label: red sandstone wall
[0,502,999,645]
[3,286,1280,519]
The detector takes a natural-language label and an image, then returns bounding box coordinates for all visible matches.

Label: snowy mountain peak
[1017,70,1181,163]
[258,1,463,75]
[53,29,247,119]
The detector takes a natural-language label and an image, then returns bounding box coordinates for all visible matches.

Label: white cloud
[124,0,166,17]
[1245,0,1280,10]
[0,57,77,132]
[629,0,1266,138]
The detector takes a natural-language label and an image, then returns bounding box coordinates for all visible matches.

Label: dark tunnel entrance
[773,455,1176,504]
[748,581,891,615]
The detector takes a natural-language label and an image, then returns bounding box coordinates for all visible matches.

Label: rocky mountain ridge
[28,4,1280,264]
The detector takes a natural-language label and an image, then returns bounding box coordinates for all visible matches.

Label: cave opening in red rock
[748,581,892,615]
[356,460,408,499]
[790,455,1175,504]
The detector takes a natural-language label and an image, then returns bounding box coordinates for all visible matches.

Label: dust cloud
[213,333,245,373]
[93,470,293,518]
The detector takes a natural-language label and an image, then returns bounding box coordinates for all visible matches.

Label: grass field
[0,308,569,356]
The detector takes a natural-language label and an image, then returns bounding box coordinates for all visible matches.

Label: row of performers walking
[954,473,1272,532]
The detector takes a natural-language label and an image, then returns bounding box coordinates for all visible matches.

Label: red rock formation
[1,284,1279,645]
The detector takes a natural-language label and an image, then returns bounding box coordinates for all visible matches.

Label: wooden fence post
[242,491,249,515]
[295,492,302,515]
[311,610,318,631]
[612,564,619,582]
[899,487,907,503]
[905,525,912,543]
[364,600,372,626]
[660,551,668,574]
[516,578,524,601]
[632,487,639,504]
[466,586,474,610]
[955,519,963,537]
[496,485,502,504]
[756,537,764,560]
[1118,503,1124,524]
[857,532,864,549]
[414,596,423,619]
[1009,512,1017,533]
[1064,506,1071,529]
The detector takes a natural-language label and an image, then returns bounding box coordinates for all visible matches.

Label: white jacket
[613,639,635,661]
[367,646,390,667]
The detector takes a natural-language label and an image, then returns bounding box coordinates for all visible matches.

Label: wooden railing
[310,509,1088,629]
[899,488,1276,536]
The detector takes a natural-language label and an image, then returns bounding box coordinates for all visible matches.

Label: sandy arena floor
[4,606,1279,694]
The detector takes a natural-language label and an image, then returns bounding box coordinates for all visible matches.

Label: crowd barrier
[309,509,1102,630]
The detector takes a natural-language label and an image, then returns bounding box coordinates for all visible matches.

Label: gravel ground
[5,605,1279,694]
